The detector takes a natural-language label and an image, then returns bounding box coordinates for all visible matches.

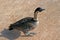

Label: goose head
[34,7,45,13]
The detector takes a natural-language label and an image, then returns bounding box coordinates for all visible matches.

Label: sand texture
[0,0,60,40]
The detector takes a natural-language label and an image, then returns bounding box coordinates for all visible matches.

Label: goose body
[9,17,37,30]
[9,7,45,36]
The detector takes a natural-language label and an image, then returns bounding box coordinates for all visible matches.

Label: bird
[8,7,45,36]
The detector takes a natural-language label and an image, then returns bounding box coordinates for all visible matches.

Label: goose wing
[11,17,34,26]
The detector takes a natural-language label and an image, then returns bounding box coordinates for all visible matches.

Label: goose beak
[39,9,45,15]
[39,8,45,12]
[42,9,45,11]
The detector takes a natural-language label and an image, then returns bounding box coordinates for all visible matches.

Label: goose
[8,7,45,36]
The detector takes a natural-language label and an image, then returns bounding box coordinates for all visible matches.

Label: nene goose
[9,7,45,36]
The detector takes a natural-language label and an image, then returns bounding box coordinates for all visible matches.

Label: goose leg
[23,30,30,36]
[29,32,36,35]
[23,30,36,36]
[25,32,36,36]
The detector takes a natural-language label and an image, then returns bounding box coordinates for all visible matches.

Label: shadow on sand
[0,29,21,40]
[0,29,33,40]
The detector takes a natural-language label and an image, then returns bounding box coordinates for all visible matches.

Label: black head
[34,7,45,13]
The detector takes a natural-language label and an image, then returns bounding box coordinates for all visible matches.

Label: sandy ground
[0,0,60,40]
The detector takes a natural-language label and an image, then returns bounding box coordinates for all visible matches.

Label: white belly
[37,21,39,24]
[33,21,39,26]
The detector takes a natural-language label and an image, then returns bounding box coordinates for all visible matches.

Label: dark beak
[41,9,45,11]
[42,9,45,10]
[39,8,45,12]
